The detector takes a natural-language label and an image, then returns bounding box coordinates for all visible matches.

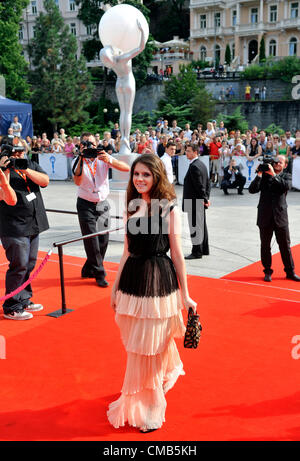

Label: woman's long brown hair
[126,154,176,217]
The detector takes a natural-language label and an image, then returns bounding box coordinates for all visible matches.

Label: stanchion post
[47,243,73,318]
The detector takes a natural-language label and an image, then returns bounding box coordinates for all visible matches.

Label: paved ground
[40,180,300,279]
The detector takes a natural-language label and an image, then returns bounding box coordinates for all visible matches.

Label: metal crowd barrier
[46,209,123,318]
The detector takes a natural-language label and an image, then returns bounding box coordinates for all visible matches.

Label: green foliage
[259,36,266,63]
[158,65,215,127]
[263,123,285,136]
[28,0,93,131]
[144,0,190,42]
[241,57,300,84]
[159,65,199,108]
[0,0,31,101]
[190,87,215,127]
[191,60,208,70]
[225,44,232,66]
[216,106,248,133]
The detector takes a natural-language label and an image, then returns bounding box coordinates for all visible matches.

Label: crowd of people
[1,116,300,190]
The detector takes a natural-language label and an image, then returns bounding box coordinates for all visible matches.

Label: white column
[260,0,264,23]
[236,2,240,25]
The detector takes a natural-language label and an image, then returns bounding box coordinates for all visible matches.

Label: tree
[144,0,190,42]
[28,0,93,132]
[190,86,215,127]
[76,0,155,89]
[225,44,232,66]
[216,106,248,133]
[259,36,266,63]
[159,65,200,109]
[0,0,31,101]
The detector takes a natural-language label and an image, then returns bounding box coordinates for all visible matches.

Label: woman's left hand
[183,296,197,313]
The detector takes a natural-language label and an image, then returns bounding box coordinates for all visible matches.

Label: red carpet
[0,245,300,441]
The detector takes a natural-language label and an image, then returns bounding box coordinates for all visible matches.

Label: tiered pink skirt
[107,289,186,430]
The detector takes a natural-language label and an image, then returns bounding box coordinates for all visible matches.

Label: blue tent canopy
[0,96,33,139]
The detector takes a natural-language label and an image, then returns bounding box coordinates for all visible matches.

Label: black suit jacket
[182,157,210,212]
[248,171,292,228]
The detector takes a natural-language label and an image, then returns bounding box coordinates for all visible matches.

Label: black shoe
[286,273,300,282]
[264,273,272,282]
[96,278,109,287]
[140,428,158,433]
[238,191,244,195]
[223,190,229,195]
[185,253,202,260]
[81,272,95,279]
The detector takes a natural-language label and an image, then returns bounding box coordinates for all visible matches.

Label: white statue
[100,20,146,154]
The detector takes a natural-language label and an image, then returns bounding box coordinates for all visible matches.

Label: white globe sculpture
[99,4,149,53]
[98,4,149,189]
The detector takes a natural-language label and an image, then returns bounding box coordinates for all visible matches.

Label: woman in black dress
[108,154,197,433]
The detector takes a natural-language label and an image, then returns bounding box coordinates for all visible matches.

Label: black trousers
[259,223,294,275]
[76,197,110,280]
[187,207,209,256]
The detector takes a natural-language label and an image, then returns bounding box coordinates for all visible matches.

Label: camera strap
[72,155,83,176]
[83,158,97,181]
[13,169,31,194]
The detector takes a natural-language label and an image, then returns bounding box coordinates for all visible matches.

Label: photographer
[0,144,50,320]
[249,155,300,282]
[221,158,246,195]
[73,133,130,287]
[0,156,17,206]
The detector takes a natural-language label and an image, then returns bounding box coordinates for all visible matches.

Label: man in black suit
[183,143,210,259]
[249,155,300,282]
[221,158,246,195]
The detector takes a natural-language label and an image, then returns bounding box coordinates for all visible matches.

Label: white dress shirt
[73,156,112,202]
[161,153,174,183]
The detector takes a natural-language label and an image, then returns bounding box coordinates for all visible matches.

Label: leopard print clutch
[184,308,202,349]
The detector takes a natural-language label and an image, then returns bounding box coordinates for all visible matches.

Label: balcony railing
[190,0,225,7]
[152,52,191,61]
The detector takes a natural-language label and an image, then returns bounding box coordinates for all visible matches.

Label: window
[289,37,297,55]
[269,39,277,56]
[291,2,299,18]
[200,46,207,61]
[231,43,235,59]
[214,12,221,28]
[232,10,237,26]
[70,23,77,36]
[200,14,206,29]
[214,44,221,63]
[33,25,37,38]
[270,5,277,22]
[69,0,76,11]
[31,1,37,14]
[86,25,94,36]
[19,25,24,40]
[251,7,258,24]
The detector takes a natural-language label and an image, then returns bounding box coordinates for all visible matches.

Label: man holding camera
[0,143,50,320]
[221,158,246,195]
[249,155,300,282]
[73,133,130,287]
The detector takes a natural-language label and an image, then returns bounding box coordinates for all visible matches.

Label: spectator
[254,87,260,100]
[261,85,267,100]
[170,120,181,135]
[41,133,51,153]
[51,132,64,148]
[245,83,251,101]
[161,141,176,184]
[111,122,119,140]
[157,135,168,158]
[209,135,222,184]
[285,130,295,148]
[59,128,67,144]
[277,136,289,157]
[184,123,193,141]
[10,115,22,138]
[64,136,76,179]
[246,137,262,160]
[51,140,63,154]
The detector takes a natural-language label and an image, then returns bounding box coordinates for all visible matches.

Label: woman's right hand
[183,296,197,314]
[111,288,117,311]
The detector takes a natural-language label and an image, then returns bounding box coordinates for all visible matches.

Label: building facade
[190,0,300,66]
[19,0,99,66]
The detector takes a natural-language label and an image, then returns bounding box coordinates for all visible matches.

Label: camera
[0,144,27,170]
[80,140,105,159]
[257,155,279,173]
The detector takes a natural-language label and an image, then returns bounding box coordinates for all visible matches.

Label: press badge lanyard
[14,169,36,202]
[84,158,98,192]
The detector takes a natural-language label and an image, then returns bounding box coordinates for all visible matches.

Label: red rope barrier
[0,249,53,302]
